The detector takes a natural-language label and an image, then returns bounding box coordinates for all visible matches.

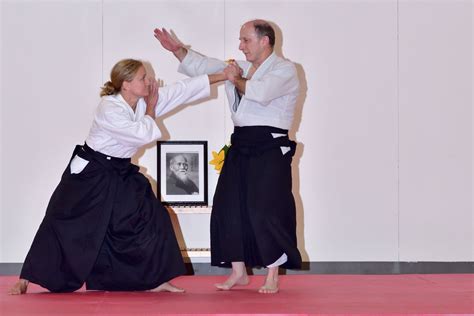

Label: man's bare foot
[258,277,279,294]
[215,271,249,290]
[151,282,185,293]
[215,262,249,291]
[259,266,279,294]
[8,279,29,295]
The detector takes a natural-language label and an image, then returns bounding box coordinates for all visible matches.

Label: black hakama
[210,126,302,269]
[20,144,185,292]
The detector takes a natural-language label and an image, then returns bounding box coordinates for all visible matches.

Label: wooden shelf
[167,206,212,214]
[181,248,211,257]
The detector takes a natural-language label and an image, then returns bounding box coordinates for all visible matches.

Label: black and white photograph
[157,141,208,205]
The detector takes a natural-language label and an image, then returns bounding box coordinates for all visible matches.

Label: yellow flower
[209,145,230,173]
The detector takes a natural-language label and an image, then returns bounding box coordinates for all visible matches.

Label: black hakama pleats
[210,126,302,269]
[20,144,185,292]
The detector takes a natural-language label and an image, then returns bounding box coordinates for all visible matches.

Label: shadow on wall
[271,20,309,263]
[290,63,309,263]
[292,62,308,262]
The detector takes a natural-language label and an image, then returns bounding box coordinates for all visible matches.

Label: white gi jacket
[178,50,299,130]
[85,75,210,158]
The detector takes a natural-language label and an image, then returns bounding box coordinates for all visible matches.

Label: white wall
[1,0,472,263]
[1,0,103,261]
[398,0,472,261]
[0,1,3,260]
[472,0,474,260]
[290,1,400,261]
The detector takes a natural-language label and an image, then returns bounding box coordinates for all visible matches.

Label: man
[154,19,302,294]
[167,154,199,195]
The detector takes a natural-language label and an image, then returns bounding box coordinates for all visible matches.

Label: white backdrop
[1,0,472,263]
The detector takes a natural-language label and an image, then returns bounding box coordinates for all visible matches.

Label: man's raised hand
[154,28,182,53]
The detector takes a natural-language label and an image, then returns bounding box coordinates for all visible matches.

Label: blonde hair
[100,59,143,97]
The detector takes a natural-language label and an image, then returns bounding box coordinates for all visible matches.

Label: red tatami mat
[1,274,473,315]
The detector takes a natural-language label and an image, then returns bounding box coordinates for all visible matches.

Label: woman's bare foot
[215,261,249,290]
[258,266,279,294]
[8,279,29,295]
[151,282,185,293]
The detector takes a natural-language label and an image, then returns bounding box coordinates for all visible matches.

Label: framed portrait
[157,141,208,206]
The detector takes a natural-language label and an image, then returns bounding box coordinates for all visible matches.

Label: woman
[9,59,224,294]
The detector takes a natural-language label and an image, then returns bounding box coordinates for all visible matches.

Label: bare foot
[8,279,29,295]
[259,266,279,294]
[215,272,249,290]
[258,277,279,294]
[151,282,185,293]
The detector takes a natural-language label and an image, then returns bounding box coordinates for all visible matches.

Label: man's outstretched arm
[154,27,231,77]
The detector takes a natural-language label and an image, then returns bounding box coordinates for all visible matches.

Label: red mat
[1,274,473,315]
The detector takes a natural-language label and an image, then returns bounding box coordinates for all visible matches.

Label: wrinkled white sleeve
[155,74,211,117]
[245,63,299,106]
[97,101,162,146]
[178,50,227,77]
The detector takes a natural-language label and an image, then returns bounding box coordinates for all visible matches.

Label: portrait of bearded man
[166,154,199,195]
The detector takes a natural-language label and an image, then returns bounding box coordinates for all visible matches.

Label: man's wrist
[174,47,188,61]
[231,74,243,84]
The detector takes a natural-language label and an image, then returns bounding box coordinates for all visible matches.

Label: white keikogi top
[178,50,300,130]
[85,75,210,158]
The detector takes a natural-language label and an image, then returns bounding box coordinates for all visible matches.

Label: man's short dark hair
[253,21,275,48]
